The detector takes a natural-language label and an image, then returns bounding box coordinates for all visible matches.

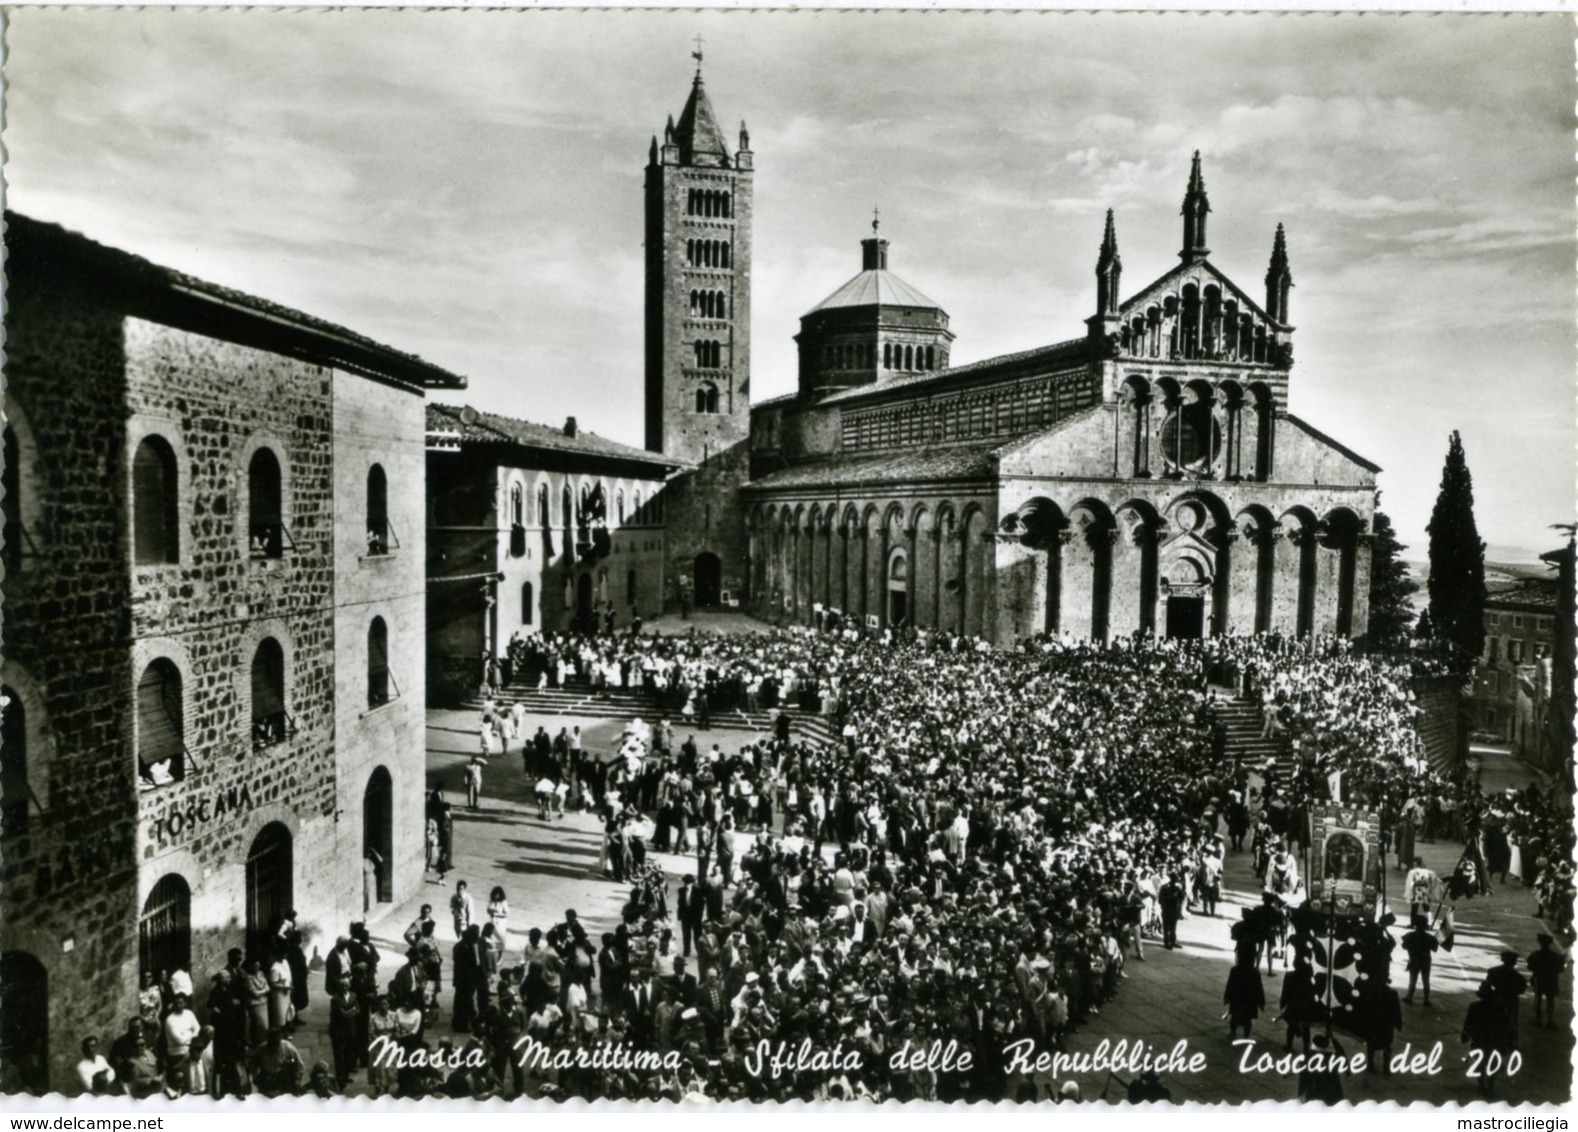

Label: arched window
[133,436,179,565]
[137,658,185,786]
[926,346,936,370]
[686,239,694,266]
[689,290,699,315]
[562,485,572,534]
[904,345,914,370]
[521,581,534,625]
[633,490,643,525]
[248,448,284,559]
[538,483,550,527]
[366,464,389,555]
[617,491,626,524]
[1,687,28,836]
[367,617,390,708]
[2,427,21,577]
[245,823,293,958]
[139,874,191,985]
[511,484,524,527]
[251,638,287,749]
[696,382,720,414]
[722,192,732,218]
[884,343,892,369]
[721,242,731,268]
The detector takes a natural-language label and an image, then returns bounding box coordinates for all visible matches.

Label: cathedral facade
[644,74,1378,645]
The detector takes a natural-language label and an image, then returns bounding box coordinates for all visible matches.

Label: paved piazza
[266,679,1572,1106]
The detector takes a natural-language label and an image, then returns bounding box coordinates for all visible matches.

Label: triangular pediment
[1119,259,1285,331]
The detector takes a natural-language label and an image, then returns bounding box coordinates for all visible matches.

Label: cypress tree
[1425,430,1486,667]
[1365,502,1418,651]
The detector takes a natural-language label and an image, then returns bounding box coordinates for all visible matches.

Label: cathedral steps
[1211,693,1298,779]
[467,682,839,748]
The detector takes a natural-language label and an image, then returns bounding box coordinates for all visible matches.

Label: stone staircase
[1210,689,1297,780]
[468,681,840,748]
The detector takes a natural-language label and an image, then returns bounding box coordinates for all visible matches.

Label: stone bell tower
[644,51,754,466]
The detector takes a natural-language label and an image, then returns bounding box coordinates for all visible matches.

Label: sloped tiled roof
[807,268,943,315]
[1486,577,1561,612]
[7,212,468,390]
[427,404,683,469]
[744,443,1000,493]
[818,337,1089,407]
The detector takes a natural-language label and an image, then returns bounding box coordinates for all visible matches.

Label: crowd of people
[74,624,1571,1101]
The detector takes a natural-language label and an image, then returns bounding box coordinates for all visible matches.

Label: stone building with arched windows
[741,155,1379,643]
[2,213,462,1093]
[424,404,680,704]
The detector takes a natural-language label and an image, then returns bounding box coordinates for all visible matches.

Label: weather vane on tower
[872,205,881,236]
[692,33,704,75]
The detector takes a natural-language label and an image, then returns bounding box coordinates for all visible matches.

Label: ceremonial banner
[1310,805,1382,919]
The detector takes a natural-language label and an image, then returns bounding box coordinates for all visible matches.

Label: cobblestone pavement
[281,705,1571,1105]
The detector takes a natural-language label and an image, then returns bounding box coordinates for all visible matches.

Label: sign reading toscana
[147,782,259,843]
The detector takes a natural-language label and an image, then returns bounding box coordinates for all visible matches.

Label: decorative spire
[1265,222,1293,324]
[674,72,728,163]
[739,120,750,152]
[1180,150,1211,263]
[861,213,889,271]
[649,135,659,165]
[1096,209,1122,316]
[665,115,675,143]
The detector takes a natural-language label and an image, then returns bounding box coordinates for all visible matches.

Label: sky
[6,10,1573,558]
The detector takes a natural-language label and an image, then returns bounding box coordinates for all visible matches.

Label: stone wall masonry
[123,320,342,989]
[3,282,142,1094]
[663,441,751,612]
[332,373,429,924]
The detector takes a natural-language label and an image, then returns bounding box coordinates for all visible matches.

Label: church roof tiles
[427,403,682,470]
[807,268,943,316]
[744,443,1001,493]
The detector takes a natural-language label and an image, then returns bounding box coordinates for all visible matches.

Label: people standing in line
[1485,949,1529,1047]
[488,886,509,941]
[436,795,454,885]
[1359,971,1403,1076]
[1158,873,1185,950]
[161,993,201,1094]
[1401,914,1439,1007]
[242,958,270,1047]
[465,755,485,811]
[1528,933,1566,1028]
[327,978,361,1090]
[1462,983,1507,1097]
[266,946,293,1032]
[451,879,475,940]
[285,930,310,1029]
[1223,951,1265,1040]
[365,995,397,1098]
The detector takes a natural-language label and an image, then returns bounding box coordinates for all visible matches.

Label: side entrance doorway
[694,552,722,608]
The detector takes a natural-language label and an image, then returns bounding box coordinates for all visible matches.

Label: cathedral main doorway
[1165,594,1205,639]
[693,552,722,608]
